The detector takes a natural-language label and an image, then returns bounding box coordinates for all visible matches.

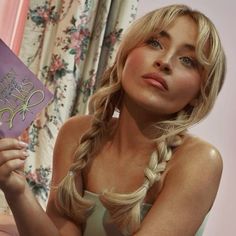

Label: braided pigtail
[56,117,107,222]
[56,65,122,223]
[100,134,184,235]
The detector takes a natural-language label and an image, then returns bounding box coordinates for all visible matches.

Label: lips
[142,73,169,91]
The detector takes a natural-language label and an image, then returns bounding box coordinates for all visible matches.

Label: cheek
[175,71,202,97]
[122,51,144,78]
[122,47,152,81]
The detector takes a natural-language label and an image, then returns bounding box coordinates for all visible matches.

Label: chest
[82,151,168,204]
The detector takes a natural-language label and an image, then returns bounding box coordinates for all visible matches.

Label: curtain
[0,0,139,214]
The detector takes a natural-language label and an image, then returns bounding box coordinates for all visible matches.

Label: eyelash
[146,38,163,49]
[146,38,199,69]
[179,57,198,68]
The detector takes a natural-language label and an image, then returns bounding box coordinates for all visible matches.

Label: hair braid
[56,117,107,222]
[56,66,121,223]
[100,134,184,235]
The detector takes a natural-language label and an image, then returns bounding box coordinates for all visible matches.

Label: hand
[0,138,29,197]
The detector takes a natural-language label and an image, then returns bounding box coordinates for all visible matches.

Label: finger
[0,149,29,165]
[0,159,25,179]
[0,138,28,151]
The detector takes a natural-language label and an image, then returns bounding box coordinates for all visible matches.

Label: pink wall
[0,0,29,54]
[137,1,236,235]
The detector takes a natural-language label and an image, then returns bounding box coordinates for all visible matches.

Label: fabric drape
[0,0,138,213]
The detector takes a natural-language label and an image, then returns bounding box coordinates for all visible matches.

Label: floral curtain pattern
[0,0,139,214]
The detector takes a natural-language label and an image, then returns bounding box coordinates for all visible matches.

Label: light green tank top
[83,190,208,236]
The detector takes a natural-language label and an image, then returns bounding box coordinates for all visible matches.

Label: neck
[108,96,164,160]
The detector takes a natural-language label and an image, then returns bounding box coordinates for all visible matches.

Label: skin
[121,16,202,121]
[0,15,222,236]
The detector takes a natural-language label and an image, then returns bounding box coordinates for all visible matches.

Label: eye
[146,38,163,49]
[179,56,198,68]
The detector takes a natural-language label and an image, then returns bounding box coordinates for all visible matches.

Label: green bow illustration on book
[0,89,45,129]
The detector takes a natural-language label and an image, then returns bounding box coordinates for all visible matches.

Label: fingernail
[19,159,25,166]
[22,151,29,157]
[18,141,28,148]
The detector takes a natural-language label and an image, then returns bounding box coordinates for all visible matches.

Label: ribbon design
[0,89,45,129]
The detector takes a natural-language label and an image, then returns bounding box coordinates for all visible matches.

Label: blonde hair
[56,4,226,234]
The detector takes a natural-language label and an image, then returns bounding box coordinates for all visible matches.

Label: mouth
[142,73,169,91]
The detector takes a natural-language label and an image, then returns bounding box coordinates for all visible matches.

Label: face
[121,15,202,119]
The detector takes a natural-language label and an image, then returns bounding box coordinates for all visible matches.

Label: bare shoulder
[47,116,92,226]
[57,114,94,141]
[136,135,223,235]
[51,115,94,184]
[171,134,223,175]
[165,134,223,210]
[46,115,94,234]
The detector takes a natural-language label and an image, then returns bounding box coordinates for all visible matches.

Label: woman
[0,4,225,236]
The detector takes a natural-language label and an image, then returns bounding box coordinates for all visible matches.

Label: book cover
[0,39,53,138]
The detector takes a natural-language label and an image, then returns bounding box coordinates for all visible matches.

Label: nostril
[163,66,171,75]
[164,66,170,72]
[155,57,172,73]
[156,62,161,67]
[156,61,171,74]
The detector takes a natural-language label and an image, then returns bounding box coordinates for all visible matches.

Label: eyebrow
[158,30,196,51]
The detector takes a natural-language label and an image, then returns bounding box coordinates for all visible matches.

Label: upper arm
[46,115,92,235]
[135,140,223,236]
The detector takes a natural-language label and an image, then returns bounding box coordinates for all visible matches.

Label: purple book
[0,39,53,138]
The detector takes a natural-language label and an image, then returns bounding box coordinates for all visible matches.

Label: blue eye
[146,38,163,49]
[180,57,197,68]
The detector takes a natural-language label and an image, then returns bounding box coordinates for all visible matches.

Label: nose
[155,55,172,74]
[156,61,171,74]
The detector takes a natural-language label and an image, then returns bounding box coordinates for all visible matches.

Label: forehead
[159,15,198,47]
